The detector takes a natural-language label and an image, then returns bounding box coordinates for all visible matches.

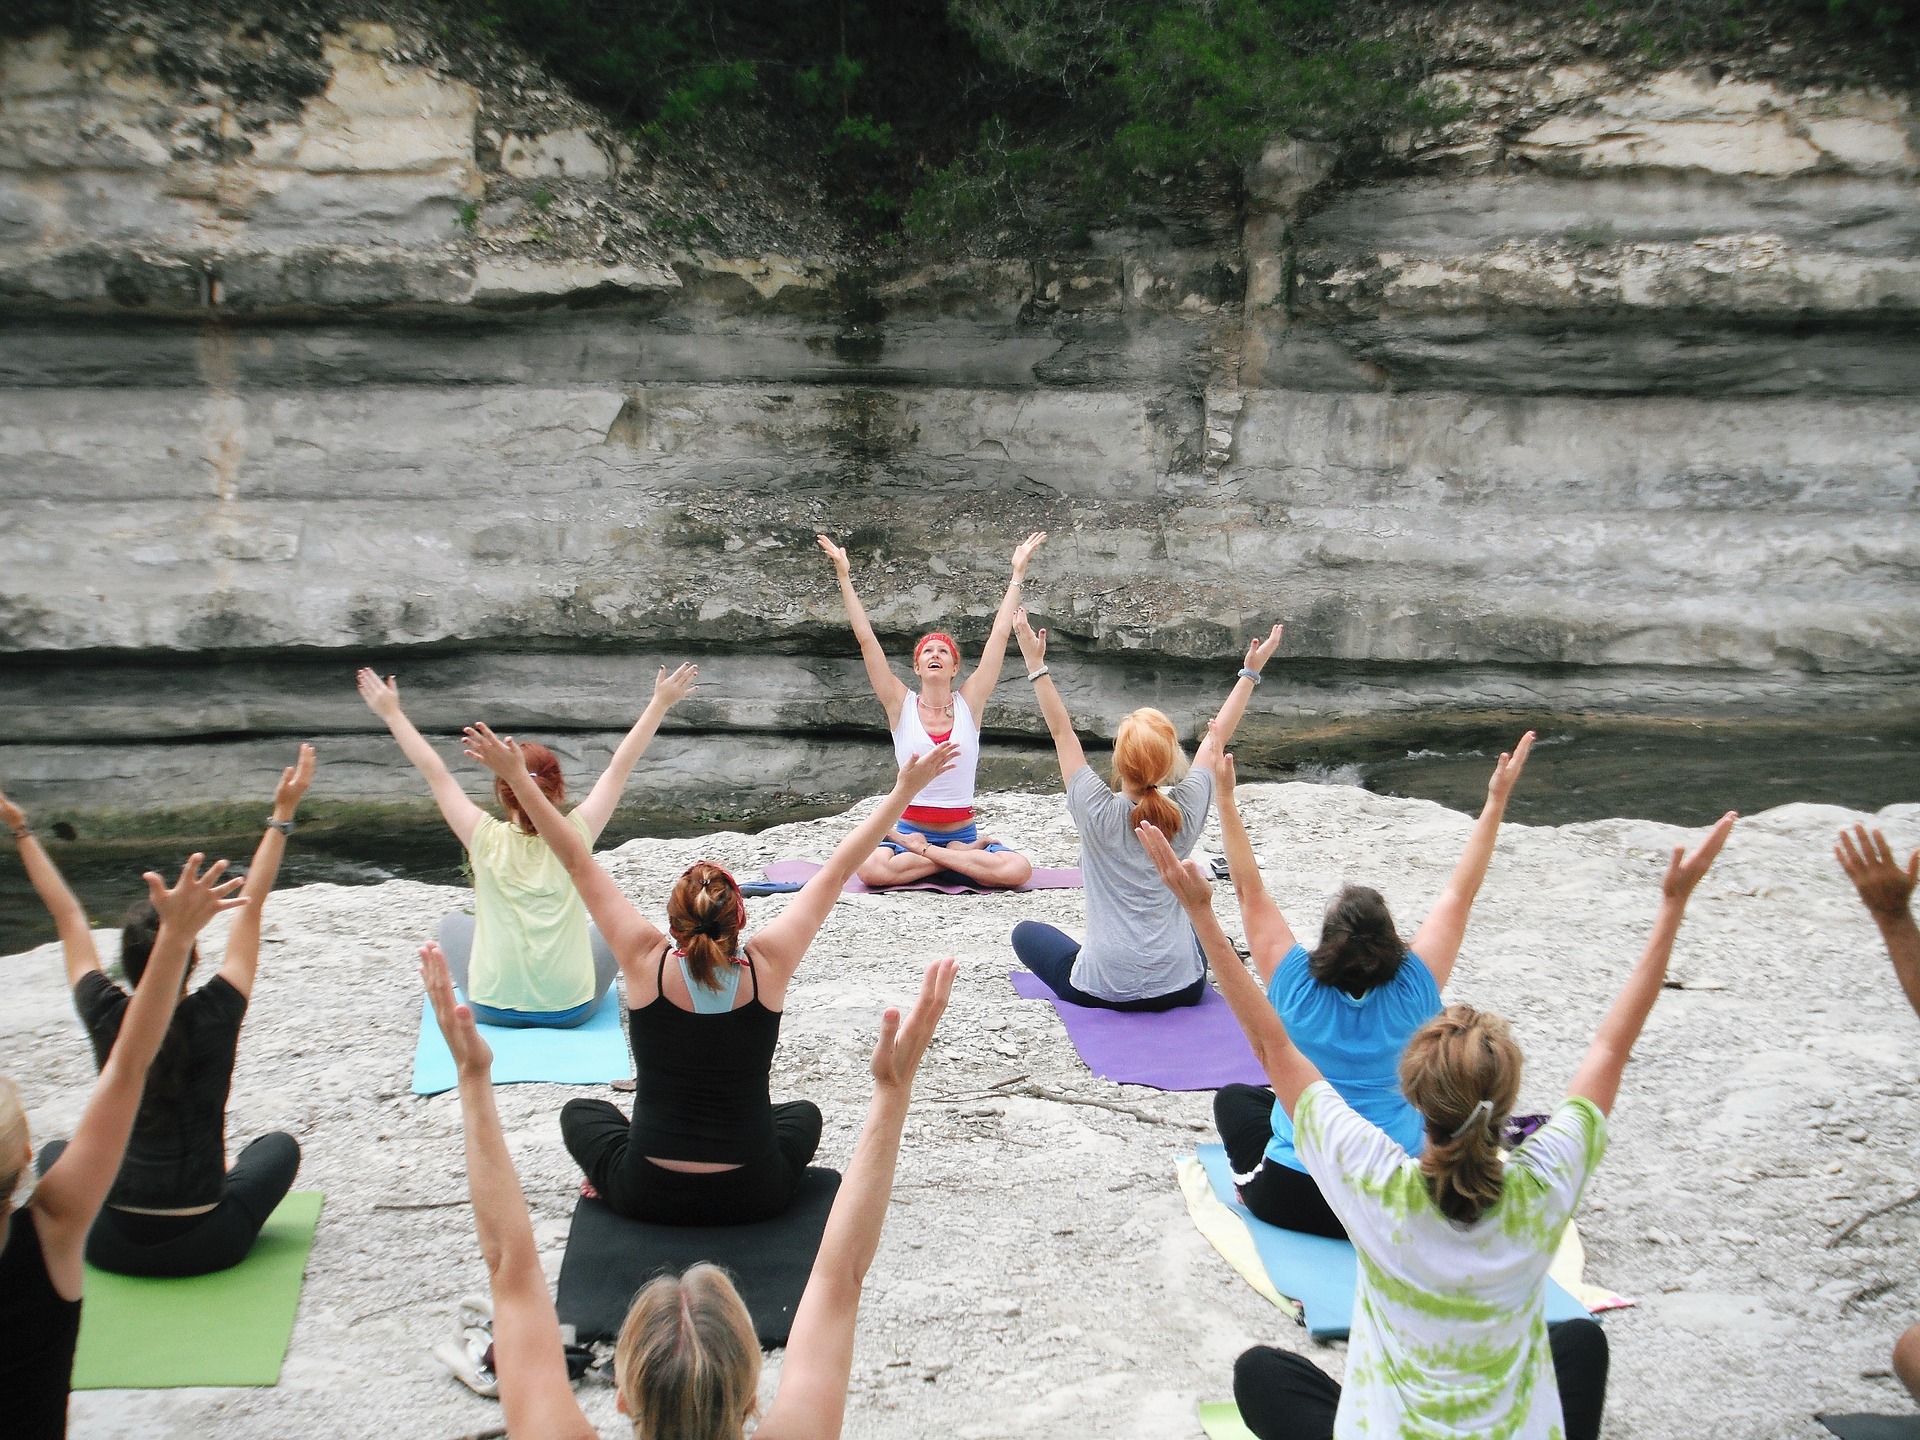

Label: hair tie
[1449,1098,1494,1140]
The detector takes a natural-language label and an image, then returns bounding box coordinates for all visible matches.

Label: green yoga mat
[1199,1401,1260,1440]
[72,1191,323,1390]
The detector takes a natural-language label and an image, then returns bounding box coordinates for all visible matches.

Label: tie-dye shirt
[1293,1082,1608,1439]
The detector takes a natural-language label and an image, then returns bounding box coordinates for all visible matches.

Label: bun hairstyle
[494,741,565,834]
[668,862,746,990]
[615,1263,760,1439]
[1114,708,1187,840]
[1308,885,1405,996]
[121,897,199,1129]
[0,1076,26,1205]
[1399,1004,1524,1225]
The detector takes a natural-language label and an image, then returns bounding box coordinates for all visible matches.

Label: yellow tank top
[467,811,595,1012]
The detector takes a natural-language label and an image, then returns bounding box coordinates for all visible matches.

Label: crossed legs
[855,835,1034,890]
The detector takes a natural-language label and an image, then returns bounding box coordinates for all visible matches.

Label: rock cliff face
[2,13,1916,815]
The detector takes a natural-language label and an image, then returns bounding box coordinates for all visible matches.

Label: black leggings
[36,1132,302,1278]
[1234,1318,1609,1440]
[559,1098,822,1226]
[1011,920,1207,1012]
[1215,1083,1345,1239]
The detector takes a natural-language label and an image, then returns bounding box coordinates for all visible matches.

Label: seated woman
[1142,804,1737,1440]
[1,846,245,1439]
[417,937,954,1439]
[1009,611,1285,1010]
[359,663,697,1027]
[1209,735,1534,1238]
[6,754,311,1279]
[465,721,957,1225]
[816,530,1043,891]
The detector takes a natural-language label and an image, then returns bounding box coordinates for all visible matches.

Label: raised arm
[1569,811,1735,1116]
[1210,749,1297,982]
[1836,824,1920,1020]
[420,943,597,1440]
[1410,731,1535,989]
[1140,821,1322,1116]
[573,663,699,840]
[33,856,246,1295]
[749,743,960,978]
[357,670,486,848]
[463,725,665,972]
[818,535,910,727]
[1193,624,1283,770]
[1013,609,1085,782]
[757,957,956,1440]
[218,744,315,1001]
[1,786,102,989]
[959,531,1045,719]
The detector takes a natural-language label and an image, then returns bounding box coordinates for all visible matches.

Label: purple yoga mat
[760,860,1083,895]
[1008,970,1266,1091]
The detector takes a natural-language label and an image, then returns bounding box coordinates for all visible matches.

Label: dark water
[4,722,1915,957]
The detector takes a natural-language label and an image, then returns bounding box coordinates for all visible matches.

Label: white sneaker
[434,1331,498,1399]
[458,1294,493,1331]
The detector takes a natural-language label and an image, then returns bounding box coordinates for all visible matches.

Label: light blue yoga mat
[410,988,631,1095]
[1197,1145,1590,1339]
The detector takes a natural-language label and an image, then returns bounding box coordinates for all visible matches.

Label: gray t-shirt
[1065,764,1215,1002]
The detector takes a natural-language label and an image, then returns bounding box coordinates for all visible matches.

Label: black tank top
[629,947,782,1165]
[0,1206,84,1440]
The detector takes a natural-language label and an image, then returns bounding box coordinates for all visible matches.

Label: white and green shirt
[1293,1082,1608,1440]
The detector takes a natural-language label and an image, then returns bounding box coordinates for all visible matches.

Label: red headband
[915,632,960,664]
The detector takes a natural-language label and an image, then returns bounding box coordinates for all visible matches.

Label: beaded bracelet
[1026,666,1051,682]
[1238,667,1263,684]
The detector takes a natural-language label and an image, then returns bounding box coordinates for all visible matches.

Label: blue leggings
[1011,920,1207,1012]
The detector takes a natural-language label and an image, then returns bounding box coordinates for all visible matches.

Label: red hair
[914,632,961,665]
[668,862,747,989]
[496,741,566,832]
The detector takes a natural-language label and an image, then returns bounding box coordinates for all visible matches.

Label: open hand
[421,941,493,1079]
[1244,624,1284,674]
[652,662,699,710]
[272,744,316,819]
[816,534,850,573]
[0,785,26,835]
[1011,531,1047,576]
[898,741,962,797]
[1486,731,1536,807]
[356,668,402,720]
[871,956,957,1092]
[142,853,247,937]
[1837,825,1919,921]
[461,722,528,780]
[1662,811,1737,904]
[1138,821,1214,911]
[1014,608,1047,670]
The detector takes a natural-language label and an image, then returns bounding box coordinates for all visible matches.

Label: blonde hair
[1113,708,1187,840]
[616,1264,760,1438]
[1398,1005,1523,1225]
[0,1076,27,1204]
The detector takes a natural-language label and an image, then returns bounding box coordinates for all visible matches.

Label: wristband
[1238,667,1263,684]
[266,817,295,836]
[1026,666,1050,682]
[8,824,32,840]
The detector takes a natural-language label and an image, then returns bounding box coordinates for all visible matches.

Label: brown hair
[0,1076,26,1205]
[667,862,745,990]
[1114,708,1187,840]
[615,1263,760,1438]
[495,742,565,833]
[1308,886,1405,995]
[1399,1004,1524,1225]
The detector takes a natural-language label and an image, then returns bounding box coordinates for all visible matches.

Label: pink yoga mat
[760,860,1083,895]
[1009,970,1266,1091]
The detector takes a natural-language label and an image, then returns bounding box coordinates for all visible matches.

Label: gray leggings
[436,912,618,1028]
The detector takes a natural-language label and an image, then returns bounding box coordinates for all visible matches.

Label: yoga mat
[1199,1402,1261,1440]
[556,1168,841,1347]
[409,987,629,1096]
[1008,970,1265,1091]
[1820,1418,1920,1440]
[762,859,1082,895]
[71,1191,323,1389]
[1176,1157,1295,1317]
[1191,1146,1594,1339]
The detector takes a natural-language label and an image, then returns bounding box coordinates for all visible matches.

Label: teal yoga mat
[410,988,630,1095]
[1196,1145,1591,1339]
[71,1191,323,1389]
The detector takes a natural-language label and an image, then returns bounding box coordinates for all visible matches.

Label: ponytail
[1398,1005,1523,1225]
[668,862,746,990]
[1113,708,1187,842]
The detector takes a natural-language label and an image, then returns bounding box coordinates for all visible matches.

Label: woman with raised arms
[816,530,1044,890]
[464,722,957,1225]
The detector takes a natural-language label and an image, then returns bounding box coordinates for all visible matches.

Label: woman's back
[1294,1082,1607,1438]
[467,811,596,1012]
[629,949,782,1166]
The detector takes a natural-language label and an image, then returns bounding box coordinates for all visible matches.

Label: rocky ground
[8,780,1920,1439]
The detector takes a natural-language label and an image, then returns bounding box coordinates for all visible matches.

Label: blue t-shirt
[1263,942,1443,1172]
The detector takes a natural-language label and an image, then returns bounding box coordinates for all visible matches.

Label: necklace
[919,693,954,722]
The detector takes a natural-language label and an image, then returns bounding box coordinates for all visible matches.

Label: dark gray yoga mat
[555,1168,841,1347]
[1819,1416,1920,1440]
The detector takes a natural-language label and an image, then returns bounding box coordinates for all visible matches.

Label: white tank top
[891,692,979,809]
